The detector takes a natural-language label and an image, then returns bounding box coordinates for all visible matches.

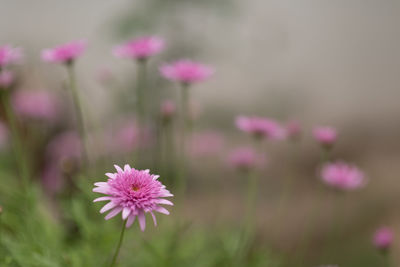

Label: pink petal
[150,212,157,226]
[114,164,123,173]
[156,199,173,206]
[93,196,112,202]
[124,164,131,172]
[94,182,108,187]
[122,207,131,220]
[100,202,117,213]
[155,206,170,215]
[138,211,146,231]
[126,214,136,228]
[105,207,123,220]
[93,186,110,194]
[105,173,116,179]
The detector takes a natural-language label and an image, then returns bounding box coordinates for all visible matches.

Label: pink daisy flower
[93,164,173,231]
[113,36,164,61]
[320,162,365,191]
[12,89,59,122]
[0,45,21,67]
[373,227,393,251]
[160,99,176,120]
[228,147,266,172]
[0,70,14,88]
[160,59,214,84]
[313,126,337,148]
[286,120,301,141]
[236,116,285,140]
[41,40,86,64]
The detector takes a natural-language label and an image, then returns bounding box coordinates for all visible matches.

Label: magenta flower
[93,164,173,230]
[12,90,59,122]
[236,116,285,140]
[320,162,365,190]
[0,70,14,88]
[46,131,82,166]
[228,147,266,172]
[190,131,224,157]
[113,36,164,61]
[160,100,176,120]
[373,227,393,251]
[0,45,21,67]
[286,120,301,141]
[313,126,337,148]
[41,40,86,64]
[0,121,9,149]
[160,59,214,84]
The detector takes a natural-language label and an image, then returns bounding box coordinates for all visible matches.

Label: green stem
[0,91,30,189]
[109,219,128,267]
[66,64,89,165]
[177,83,189,198]
[136,60,147,124]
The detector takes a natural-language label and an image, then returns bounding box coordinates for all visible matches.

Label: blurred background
[1,0,400,266]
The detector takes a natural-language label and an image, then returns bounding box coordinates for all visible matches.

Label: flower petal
[105,207,123,220]
[156,199,173,206]
[150,212,157,226]
[94,182,108,187]
[100,202,117,213]
[93,186,110,194]
[93,196,112,202]
[155,206,170,215]
[124,164,131,172]
[105,173,116,179]
[138,211,146,232]
[114,164,123,173]
[122,207,131,220]
[126,214,136,228]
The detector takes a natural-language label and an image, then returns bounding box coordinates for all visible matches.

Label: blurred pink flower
[228,147,266,172]
[46,131,82,165]
[313,126,337,148]
[286,120,301,141]
[12,90,59,122]
[160,100,176,120]
[236,116,285,140]
[0,121,9,149]
[0,45,21,67]
[0,70,14,88]
[320,162,365,190]
[373,227,393,251]
[189,131,224,157]
[42,163,63,194]
[93,164,173,230]
[113,36,164,60]
[106,120,139,155]
[160,60,214,84]
[41,40,86,64]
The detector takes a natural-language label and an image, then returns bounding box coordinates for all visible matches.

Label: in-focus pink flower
[0,121,9,149]
[236,116,285,140]
[313,126,337,148]
[320,162,365,190]
[286,120,301,141]
[373,227,394,251]
[190,131,224,157]
[228,147,266,172]
[12,90,59,122]
[113,36,164,60]
[160,60,214,84]
[93,164,173,231]
[41,40,86,64]
[160,100,176,120]
[0,70,14,88]
[0,45,21,67]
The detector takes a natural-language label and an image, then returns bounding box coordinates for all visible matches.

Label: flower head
[373,227,393,251]
[286,120,301,141]
[313,126,337,148]
[12,89,59,122]
[0,45,21,67]
[41,40,86,64]
[160,100,176,120]
[236,116,285,140]
[93,164,173,231]
[228,147,266,172]
[320,162,365,191]
[160,59,213,84]
[113,36,164,61]
[0,70,14,88]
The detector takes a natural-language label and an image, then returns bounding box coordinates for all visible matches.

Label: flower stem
[109,219,128,267]
[66,64,89,166]
[0,91,30,189]
[136,59,147,124]
[177,83,189,198]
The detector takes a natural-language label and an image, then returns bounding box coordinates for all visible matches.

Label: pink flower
[41,163,63,194]
[320,162,365,190]
[113,36,164,60]
[0,121,9,149]
[0,70,14,88]
[160,60,214,84]
[313,126,337,148]
[228,147,266,172]
[189,131,224,157]
[46,131,82,167]
[286,120,301,141]
[93,164,173,231]
[373,227,393,251]
[0,45,21,67]
[12,90,59,122]
[160,100,176,120]
[41,40,86,64]
[236,116,285,140]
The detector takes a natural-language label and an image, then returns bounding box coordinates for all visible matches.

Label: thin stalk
[135,59,147,124]
[177,83,189,198]
[0,92,30,189]
[66,64,89,165]
[383,252,391,267]
[109,219,128,267]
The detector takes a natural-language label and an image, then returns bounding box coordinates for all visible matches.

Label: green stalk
[177,83,189,198]
[109,219,128,267]
[135,59,147,124]
[0,91,30,189]
[66,64,89,166]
